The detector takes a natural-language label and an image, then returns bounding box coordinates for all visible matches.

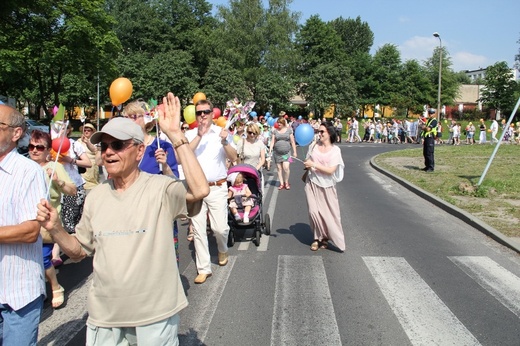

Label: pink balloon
[213,108,221,119]
[53,106,59,115]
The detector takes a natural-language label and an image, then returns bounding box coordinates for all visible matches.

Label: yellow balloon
[233,134,240,144]
[183,105,196,124]
[216,116,227,127]
[193,92,206,105]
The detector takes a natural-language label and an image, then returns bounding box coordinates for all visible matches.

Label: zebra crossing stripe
[271,256,342,346]
[449,256,520,318]
[363,257,481,346]
[38,274,91,345]
[179,256,236,344]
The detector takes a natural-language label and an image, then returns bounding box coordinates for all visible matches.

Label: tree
[330,16,374,55]
[295,16,358,115]
[0,0,121,116]
[423,46,460,110]
[480,61,518,115]
[393,59,432,116]
[371,44,402,116]
[209,0,300,112]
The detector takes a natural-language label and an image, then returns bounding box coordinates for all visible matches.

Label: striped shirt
[0,148,47,310]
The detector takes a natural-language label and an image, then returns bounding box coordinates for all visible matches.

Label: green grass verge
[375,144,520,238]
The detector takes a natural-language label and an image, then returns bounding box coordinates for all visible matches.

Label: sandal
[278,183,285,190]
[310,241,319,251]
[320,239,329,249]
[51,258,63,267]
[52,285,65,309]
[285,183,291,190]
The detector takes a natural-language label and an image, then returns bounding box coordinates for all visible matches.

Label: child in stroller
[227,172,254,223]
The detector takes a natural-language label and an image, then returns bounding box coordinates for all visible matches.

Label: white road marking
[271,256,342,346]
[179,256,236,344]
[367,172,398,196]
[363,257,481,346]
[38,274,91,345]
[449,256,520,318]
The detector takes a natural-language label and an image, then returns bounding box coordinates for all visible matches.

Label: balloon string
[156,119,162,173]
[46,120,69,200]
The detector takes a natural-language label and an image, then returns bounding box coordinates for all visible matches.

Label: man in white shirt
[185,99,237,284]
[0,105,47,345]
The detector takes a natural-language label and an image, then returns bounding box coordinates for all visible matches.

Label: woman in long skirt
[303,121,345,251]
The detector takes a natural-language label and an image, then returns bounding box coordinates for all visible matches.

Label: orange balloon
[216,116,227,127]
[110,77,133,106]
[193,92,206,105]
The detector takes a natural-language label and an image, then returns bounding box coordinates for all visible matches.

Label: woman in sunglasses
[236,123,265,171]
[123,100,181,260]
[29,130,77,308]
[303,121,345,252]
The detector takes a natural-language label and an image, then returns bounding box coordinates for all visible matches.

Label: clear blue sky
[208,0,519,72]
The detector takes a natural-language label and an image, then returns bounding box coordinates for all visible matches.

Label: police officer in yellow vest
[421,109,438,172]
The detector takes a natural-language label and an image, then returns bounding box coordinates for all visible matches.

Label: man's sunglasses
[29,144,47,151]
[182,126,190,130]
[195,109,212,116]
[99,140,136,152]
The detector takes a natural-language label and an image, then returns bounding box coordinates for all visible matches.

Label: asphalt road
[37,143,520,346]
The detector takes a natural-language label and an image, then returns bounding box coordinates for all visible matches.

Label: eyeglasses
[247,131,255,135]
[182,127,189,131]
[123,114,144,120]
[28,144,47,151]
[195,109,212,116]
[99,140,136,152]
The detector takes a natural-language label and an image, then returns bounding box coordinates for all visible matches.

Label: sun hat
[90,117,144,144]
[83,123,96,131]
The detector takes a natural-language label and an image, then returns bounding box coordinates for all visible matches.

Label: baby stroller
[227,164,271,247]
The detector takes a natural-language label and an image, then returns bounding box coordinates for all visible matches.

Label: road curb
[370,157,520,254]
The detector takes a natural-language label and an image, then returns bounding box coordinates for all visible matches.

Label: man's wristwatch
[221,139,229,146]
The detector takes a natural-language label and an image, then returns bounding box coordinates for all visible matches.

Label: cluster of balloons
[183,92,225,129]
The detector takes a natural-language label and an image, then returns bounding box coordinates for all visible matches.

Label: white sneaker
[234,214,240,220]
[243,217,249,223]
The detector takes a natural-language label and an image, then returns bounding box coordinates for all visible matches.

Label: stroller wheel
[253,229,261,247]
[228,229,235,247]
[263,214,271,235]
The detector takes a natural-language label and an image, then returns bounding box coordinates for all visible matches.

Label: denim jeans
[0,295,43,346]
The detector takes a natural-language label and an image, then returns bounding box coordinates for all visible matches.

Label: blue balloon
[298,115,302,120]
[268,117,276,127]
[250,111,257,117]
[265,112,270,117]
[295,123,314,146]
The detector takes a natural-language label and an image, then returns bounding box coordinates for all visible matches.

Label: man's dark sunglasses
[195,109,212,116]
[99,140,136,152]
[182,127,189,130]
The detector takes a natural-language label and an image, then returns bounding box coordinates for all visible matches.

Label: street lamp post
[433,32,442,122]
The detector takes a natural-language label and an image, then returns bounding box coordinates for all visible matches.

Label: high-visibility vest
[422,118,437,137]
